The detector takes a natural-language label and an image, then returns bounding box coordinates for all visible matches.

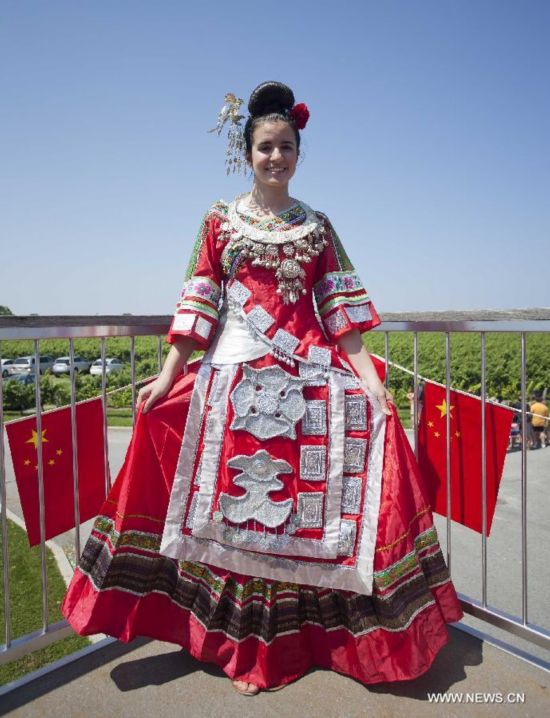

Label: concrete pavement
[1,627,549,718]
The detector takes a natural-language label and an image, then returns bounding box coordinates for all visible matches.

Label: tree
[0,306,13,315]
[3,382,35,413]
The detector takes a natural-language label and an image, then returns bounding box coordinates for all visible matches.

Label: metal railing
[1,311,549,669]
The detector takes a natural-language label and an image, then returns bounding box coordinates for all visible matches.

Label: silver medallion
[230,364,307,439]
[219,450,293,527]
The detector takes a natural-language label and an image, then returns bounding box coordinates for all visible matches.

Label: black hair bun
[248,81,295,118]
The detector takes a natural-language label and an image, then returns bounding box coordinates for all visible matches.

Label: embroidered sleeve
[167,202,226,348]
[313,213,381,341]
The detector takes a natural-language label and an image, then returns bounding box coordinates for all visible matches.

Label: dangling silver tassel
[208,92,247,176]
[226,122,246,175]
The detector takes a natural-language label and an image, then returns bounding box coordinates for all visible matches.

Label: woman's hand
[361,377,393,416]
[335,329,393,416]
[135,337,197,414]
[137,376,173,414]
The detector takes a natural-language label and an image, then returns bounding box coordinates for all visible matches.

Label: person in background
[530,394,549,449]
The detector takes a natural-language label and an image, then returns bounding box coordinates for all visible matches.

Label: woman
[62,81,463,695]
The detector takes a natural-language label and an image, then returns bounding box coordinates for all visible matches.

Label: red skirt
[61,369,463,688]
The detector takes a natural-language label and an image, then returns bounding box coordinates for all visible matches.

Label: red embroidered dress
[62,197,463,688]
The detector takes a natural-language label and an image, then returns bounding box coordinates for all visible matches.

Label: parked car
[1,359,17,377]
[90,358,124,376]
[4,372,37,385]
[52,356,92,376]
[12,356,55,374]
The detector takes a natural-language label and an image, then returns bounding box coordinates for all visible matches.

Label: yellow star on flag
[48,459,55,466]
[56,448,63,456]
[435,399,454,419]
[434,431,441,438]
[25,429,48,450]
[455,430,461,438]
[24,459,31,466]
[428,420,434,428]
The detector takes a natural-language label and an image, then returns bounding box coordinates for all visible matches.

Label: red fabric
[63,577,457,688]
[167,211,224,347]
[167,205,381,371]
[62,370,463,687]
[6,399,107,546]
[178,352,384,561]
[418,382,513,534]
[369,354,386,383]
[312,214,381,340]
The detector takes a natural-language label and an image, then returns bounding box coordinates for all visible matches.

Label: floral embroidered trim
[181,276,221,307]
[226,196,321,244]
[314,270,365,305]
[317,292,371,317]
[374,527,440,589]
[175,300,218,321]
[237,203,306,230]
[84,516,451,624]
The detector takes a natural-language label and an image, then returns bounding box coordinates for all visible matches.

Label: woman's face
[247,120,298,190]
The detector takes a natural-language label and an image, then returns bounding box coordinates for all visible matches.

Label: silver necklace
[221,195,328,304]
[222,195,320,245]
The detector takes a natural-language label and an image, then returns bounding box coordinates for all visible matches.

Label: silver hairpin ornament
[208,93,247,175]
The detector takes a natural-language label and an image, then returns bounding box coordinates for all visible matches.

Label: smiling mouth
[267,167,287,173]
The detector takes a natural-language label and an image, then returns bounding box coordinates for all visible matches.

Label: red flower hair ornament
[289,103,310,130]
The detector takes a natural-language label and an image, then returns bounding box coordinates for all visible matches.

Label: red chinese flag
[6,398,108,546]
[418,382,513,534]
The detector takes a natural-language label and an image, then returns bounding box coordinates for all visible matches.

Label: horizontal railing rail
[1,309,550,339]
[1,310,549,669]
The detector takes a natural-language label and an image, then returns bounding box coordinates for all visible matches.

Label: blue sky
[1,0,549,315]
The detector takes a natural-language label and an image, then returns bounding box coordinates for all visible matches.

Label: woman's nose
[270,147,282,160]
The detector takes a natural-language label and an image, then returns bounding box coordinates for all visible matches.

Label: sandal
[231,680,260,696]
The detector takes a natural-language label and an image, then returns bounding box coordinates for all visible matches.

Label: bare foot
[231,679,260,696]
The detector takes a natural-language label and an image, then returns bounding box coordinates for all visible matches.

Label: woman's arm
[336,329,392,416]
[137,335,198,413]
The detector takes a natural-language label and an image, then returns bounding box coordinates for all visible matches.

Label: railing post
[445,332,452,573]
[0,344,13,648]
[100,338,111,496]
[413,331,419,455]
[69,338,81,563]
[480,332,488,607]
[520,332,528,624]
[33,340,49,631]
[130,336,136,427]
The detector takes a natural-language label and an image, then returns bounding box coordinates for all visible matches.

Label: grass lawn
[0,519,90,686]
